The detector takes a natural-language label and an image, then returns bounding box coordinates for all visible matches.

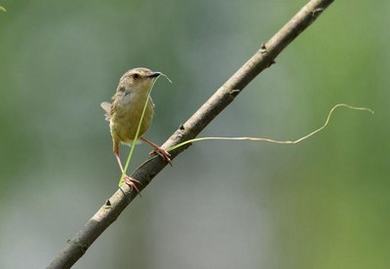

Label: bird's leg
[114,151,141,193]
[140,137,172,165]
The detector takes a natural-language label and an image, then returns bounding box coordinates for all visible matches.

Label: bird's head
[118,67,161,94]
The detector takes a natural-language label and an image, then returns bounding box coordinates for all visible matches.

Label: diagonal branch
[47,0,334,268]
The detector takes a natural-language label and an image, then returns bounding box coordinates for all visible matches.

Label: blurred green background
[0,0,388,268]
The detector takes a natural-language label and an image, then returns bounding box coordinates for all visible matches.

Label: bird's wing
[100,101,112,121]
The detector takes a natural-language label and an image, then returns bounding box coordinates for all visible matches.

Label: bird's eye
[132,73,140,79]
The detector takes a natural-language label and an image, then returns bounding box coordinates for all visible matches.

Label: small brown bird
[101,67,171,190]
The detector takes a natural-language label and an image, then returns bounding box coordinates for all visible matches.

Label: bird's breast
[110,95,154,143]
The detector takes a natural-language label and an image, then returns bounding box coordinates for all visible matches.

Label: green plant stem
[118,79,159,186]
[166,104,374,152]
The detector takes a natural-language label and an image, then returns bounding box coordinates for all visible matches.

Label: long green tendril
[166,104,374,152]
[118,74,171,186]
[118,78,372,187]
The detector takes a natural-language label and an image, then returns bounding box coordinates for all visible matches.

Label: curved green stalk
[118,75,171,186]
[167,104,374,152]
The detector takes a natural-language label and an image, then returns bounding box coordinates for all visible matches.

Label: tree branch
[47,0,334,268]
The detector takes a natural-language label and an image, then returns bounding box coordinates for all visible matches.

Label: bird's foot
[123,175,142,194]
[149,147,172,166]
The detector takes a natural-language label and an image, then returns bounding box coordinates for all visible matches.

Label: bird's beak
[148,71,161,78]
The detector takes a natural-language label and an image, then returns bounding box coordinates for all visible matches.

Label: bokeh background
[0,0,388,268]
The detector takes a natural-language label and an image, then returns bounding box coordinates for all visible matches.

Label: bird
[101,67,171,191]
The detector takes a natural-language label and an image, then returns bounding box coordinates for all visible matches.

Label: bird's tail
[100,102,111,121]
